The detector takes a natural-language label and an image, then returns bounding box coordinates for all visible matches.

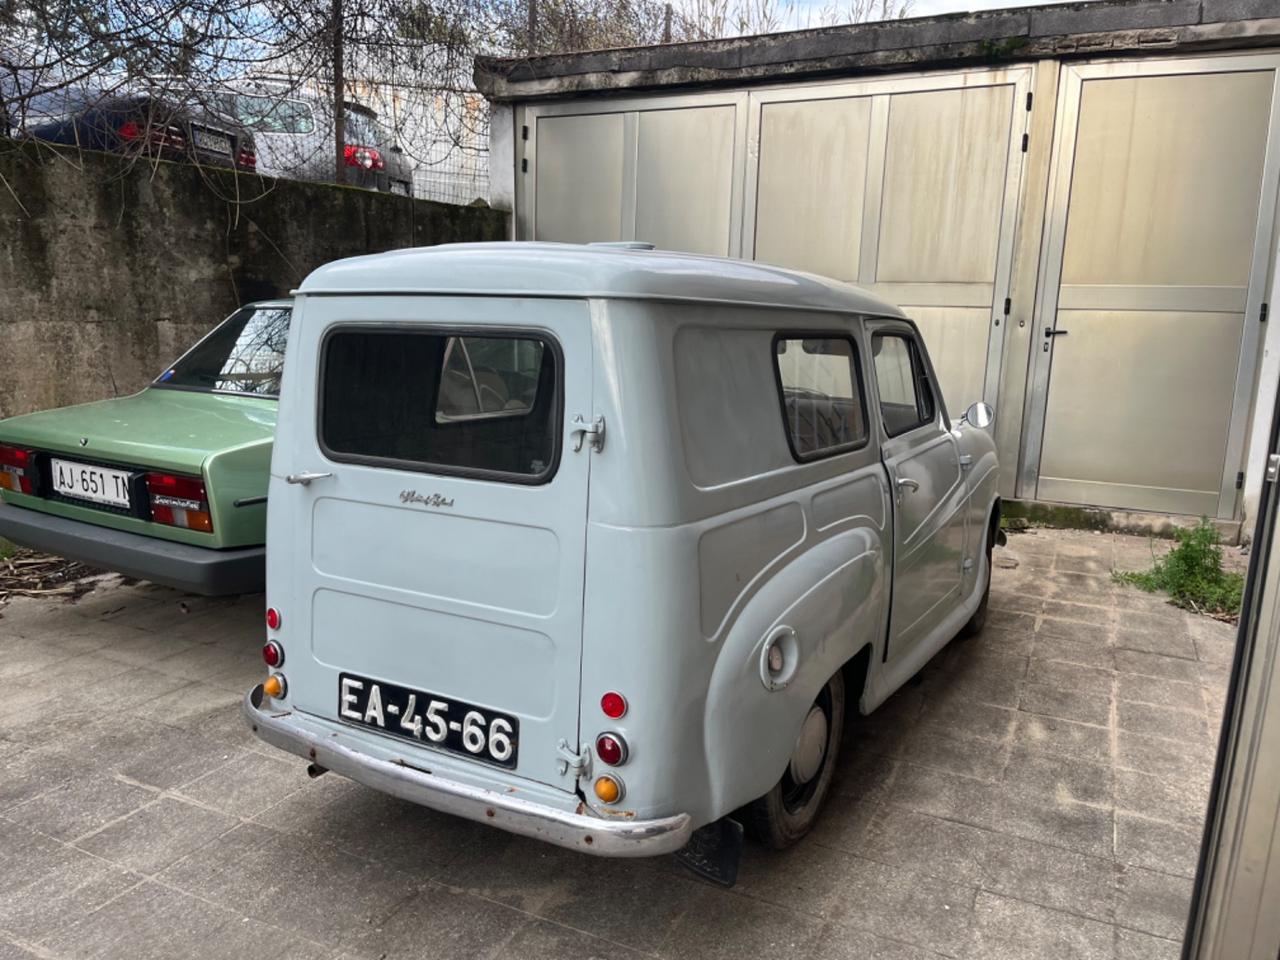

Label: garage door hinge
[1026,91,1033,111]
[1003,297,1011,316]
[1261,302,1269,323]
[521,158,528,173]
[521,124,529,140]
[1021,133,1029,152]
[1236,471,1245,490]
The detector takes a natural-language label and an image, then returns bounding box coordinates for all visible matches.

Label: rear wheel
[745,670,845,850]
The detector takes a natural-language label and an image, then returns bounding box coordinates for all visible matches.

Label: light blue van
[244,242,1000,880]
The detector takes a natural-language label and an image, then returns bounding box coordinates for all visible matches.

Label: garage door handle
[1044,327,1069,337]
[285,471,333,486]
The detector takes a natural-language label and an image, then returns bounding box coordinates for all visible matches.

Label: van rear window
[320,329,560,482]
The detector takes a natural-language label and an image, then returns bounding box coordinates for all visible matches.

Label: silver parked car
[202,85,413,196]
[244,242,1000,882]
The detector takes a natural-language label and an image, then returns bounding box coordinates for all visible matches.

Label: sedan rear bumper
[243,684,695,857]
[0,503,263,595]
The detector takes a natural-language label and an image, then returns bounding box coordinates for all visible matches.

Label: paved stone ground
[0,529,1238,960]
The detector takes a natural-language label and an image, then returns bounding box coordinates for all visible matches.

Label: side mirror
[963,401,994,430]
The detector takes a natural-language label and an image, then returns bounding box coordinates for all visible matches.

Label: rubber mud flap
[673,817,744,887]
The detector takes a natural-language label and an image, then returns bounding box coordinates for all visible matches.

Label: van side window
[872,333,936,437]
[773,337,868,461]
[320,329,559,482]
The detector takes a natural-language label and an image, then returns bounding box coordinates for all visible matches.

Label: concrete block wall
[0,142,509,419]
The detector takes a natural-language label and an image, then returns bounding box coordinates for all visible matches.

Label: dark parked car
[20,89,257,172]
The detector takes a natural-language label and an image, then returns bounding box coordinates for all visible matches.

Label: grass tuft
[1113,519,1243,618]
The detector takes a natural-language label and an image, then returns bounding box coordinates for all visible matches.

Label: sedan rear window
[320,329,559,483]
[156,305,291,396]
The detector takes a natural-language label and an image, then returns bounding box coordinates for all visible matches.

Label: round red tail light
[595,732,628,766]
[262,641,283,668]
[265,607,282,631]
[600,691,627,719]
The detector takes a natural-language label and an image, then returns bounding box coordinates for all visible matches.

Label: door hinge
[521,158,528,173]
[1261,302,1269,324]
[1003,297,1011,316]
[1026,91,1033,111]
[1236,471,1245,490]
[521,124,529,140]
[1266,454,1280,483]
[556,739,592,778]
[1021,133,1029,152]
[570,414,606,452]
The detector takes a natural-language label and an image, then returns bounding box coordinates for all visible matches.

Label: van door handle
[285,471,333,486]
[896,477,920,493]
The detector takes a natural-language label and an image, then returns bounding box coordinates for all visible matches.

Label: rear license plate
[338,673,519,768]
[192,128,231,154]
[50,458,132,508]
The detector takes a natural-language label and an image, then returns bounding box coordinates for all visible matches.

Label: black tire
[959,519,995,639]
[745,670,845,850]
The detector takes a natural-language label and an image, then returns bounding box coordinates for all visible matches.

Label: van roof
[298,242,908,318]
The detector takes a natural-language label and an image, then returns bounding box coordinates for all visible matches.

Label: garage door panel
[534,113,624,243]
[753,97,871,281]
[1062,71,1272,289]
[877,85,1015,285]
[901,306,991,417]
[1039,309,1244,506]
[1034,63,1278,518]
[636,106,735,256]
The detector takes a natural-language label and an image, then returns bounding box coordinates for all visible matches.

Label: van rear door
[272,295,591,792]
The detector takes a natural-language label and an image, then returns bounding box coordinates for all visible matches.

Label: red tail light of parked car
[118,120,186,151]
[146,471,213,533]
[0,444,38,495]
[343,144,385,171]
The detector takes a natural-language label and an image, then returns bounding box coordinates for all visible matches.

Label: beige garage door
[748,71,1030,417]
[530,100,740,256]
[1031,61,1280,517]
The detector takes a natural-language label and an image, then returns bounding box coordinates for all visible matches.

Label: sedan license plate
[192,128,231,154]
[338,673,518,768]
[50,458,132,508]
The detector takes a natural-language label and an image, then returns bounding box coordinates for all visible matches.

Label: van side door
[868,321,968,661]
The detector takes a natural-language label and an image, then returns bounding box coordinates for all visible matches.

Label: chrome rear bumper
[243,684,694,857]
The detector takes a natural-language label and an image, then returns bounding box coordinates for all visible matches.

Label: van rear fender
[702,525,887,819]
[578,522,713,820]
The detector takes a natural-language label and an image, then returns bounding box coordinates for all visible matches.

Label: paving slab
[0,529,1237,958]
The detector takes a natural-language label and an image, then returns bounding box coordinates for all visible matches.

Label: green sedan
[0,300,290,595]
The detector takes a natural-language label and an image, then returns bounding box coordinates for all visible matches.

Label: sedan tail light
[236,146,256,170]
[118,120,185,151]
[146,472,213,533]
[343,144,385,171]
[0,444,38,495]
